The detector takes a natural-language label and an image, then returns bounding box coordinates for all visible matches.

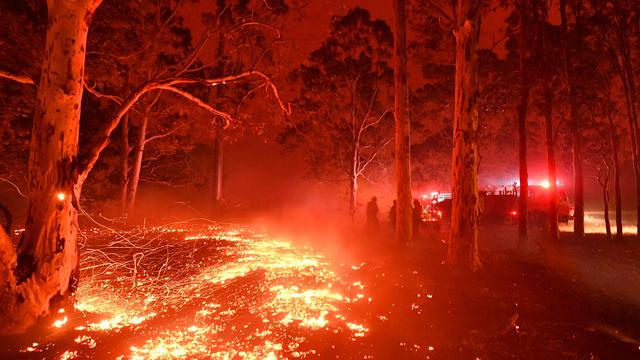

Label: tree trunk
[572,121,584,239]
[0,0,101,335]
[209,0,228,215]
[560,0,584,240]
[448,0,481,271]
[614,14,640,239]
[127,114,148,215]
[607,103,623,240]
[611,142,623,239]
[598,153,613,241]
[621,52,640,241]
[517,1,530,249]
[211,128,223,212]
[348,174,358,222]
[120,114,130,214]
[543,84,559,242]
[393,0,412,246]
[119,68,131,215]
[602,176,612,241]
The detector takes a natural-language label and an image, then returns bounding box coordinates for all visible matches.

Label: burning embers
[31,222,369,358]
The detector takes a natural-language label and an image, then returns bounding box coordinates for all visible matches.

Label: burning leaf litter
[35,222,370,358]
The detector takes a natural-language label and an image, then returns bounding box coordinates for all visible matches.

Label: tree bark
[349,173,358,222]
[120,114,130,214]
[602,175,612,241]
[0,202,11,234]
[571,119,584,239]
[119,68,131,215]
[560,0,584,240]
[127,113,148,216]
[543,84,559,242]
[393,0,412,246]
[211,127,223,212]
[517,1,530,249]
[448,0,481,271]
[598,154,612,241]
[208,0,228,215]
[0,0,101,335]
[606,101,623,240]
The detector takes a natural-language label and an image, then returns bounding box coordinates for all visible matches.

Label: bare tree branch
[144,126,180,145]
[357,137,393,176]
[0,178,28,199]
[79,70,290,180]
[228,21,282,39]
[84,82,123,105]
[155,85,233,124]
[425,1,454,24]
[0,70,35,85]
[234,82,268,116]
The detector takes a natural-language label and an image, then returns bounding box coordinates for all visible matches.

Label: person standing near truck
[389,199,397,229]
[412,199,423,243]
[366,197,380,236]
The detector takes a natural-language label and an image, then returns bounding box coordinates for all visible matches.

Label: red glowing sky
[174,1,623,211]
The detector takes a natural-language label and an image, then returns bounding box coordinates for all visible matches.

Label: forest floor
[337,223,640,359]
[1,220,640,359]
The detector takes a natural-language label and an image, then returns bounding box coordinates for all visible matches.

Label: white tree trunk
[348,174,358,221]
[127,114,148,215]
[0,0,101,335]
[120,114,130,214]
[211,128,223,211]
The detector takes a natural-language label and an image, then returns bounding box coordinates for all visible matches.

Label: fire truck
[527,183,573,224]
[424,181,573,225]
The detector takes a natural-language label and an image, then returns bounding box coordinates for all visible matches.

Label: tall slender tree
[394,0,413,246]
[592,0,640,239]
[532,1,562,242]
[281,8,394,220]
[542,81,560,241]
[560,0,585,239]
[516,0,530,249]
[605,93,624,240]
[449,0,483,270]
[208,0,230,215]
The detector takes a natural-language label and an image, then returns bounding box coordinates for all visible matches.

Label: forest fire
[17,222,370,358]
[559,213,638,235]
[2,0,640,358]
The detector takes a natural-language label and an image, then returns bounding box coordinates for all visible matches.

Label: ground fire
[1,0,640,359]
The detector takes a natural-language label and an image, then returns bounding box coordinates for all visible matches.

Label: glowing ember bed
[16,222,370,359]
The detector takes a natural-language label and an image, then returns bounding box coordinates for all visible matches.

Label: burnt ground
[1,222,639,359]
[311,224,640,360]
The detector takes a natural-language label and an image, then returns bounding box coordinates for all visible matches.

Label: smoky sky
[176,0,636,213]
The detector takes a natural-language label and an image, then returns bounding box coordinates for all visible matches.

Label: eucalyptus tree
[588,0,640,239]
[394,0,413,245]
[416,0,486,270]
[0,0,290,334]
[280,7,394,221]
